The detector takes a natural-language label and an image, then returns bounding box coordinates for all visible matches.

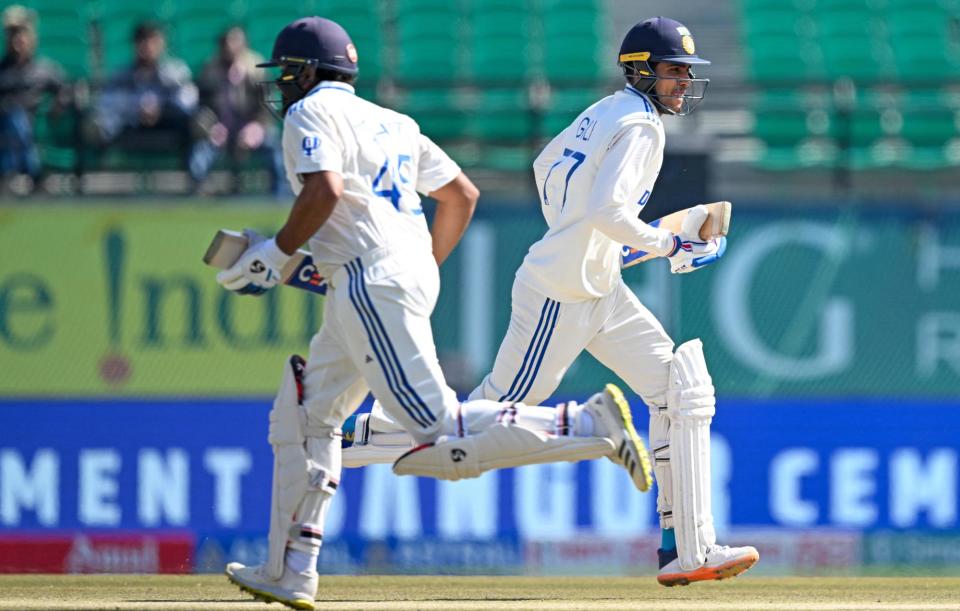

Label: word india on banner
[1,205,959,397]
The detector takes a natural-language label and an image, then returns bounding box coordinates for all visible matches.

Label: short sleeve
[415,133,461,195]
[284,108,345,176]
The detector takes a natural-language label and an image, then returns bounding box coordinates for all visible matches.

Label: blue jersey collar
[623,84,657,114]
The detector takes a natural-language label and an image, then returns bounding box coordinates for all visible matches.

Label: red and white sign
[0,532,194,573]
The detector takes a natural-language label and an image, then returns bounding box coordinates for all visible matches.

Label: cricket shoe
[225,561,317,610]
[585,384,653,492]
[657,544,760,587]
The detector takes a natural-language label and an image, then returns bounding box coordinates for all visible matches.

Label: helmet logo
[676,26,696,54]
[346,43,358,63]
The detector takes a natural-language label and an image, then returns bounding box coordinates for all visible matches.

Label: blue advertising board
[2,397,958,539]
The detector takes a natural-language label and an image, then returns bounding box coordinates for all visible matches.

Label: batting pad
[392,424,614,480]
[266,356,310,579]
[648,406,674,529]
[667,339,718,571]
[342,431,414,468]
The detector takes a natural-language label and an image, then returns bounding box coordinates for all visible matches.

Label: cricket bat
[202,229,328,294]
[621,201,731,269]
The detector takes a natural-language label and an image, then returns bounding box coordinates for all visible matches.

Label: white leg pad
[266,357,308,579]
[667,339,717,571]
[265,356,340,579]
[342,412,413,468]
[393,422,615,480]
[286,435,341,554]
[344,401,572,469]
[648,405,674,529]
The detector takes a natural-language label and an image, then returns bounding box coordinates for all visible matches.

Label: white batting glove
[666,205,727,274]
[668,236,726,273]
[216,236,291,296]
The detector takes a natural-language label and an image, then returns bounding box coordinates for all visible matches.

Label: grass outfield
[1,576,959,610]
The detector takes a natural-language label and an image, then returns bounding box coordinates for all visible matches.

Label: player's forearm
[276,172,341,255]
[587,125,674,255]
[276,196,336,255]
[590,206,675,256]
[586,168,675,255]
[431,202,475,265]
[428,173,479,265]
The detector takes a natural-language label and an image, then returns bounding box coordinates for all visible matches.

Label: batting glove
[668,236,726,273]
[216,236,291,295]
[666,205,727,274]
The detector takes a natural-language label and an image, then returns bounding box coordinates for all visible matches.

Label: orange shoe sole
[657,550,760,587]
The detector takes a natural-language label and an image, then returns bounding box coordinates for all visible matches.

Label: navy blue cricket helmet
[618,17,710,115]
[258,17,359,75]
[257,17,359,118]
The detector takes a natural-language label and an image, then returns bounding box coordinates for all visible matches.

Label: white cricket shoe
[585,384,653,492]
[657,544,760,587]
[225,561,317,610]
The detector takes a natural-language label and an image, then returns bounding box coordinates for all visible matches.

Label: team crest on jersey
[302,136,321,157]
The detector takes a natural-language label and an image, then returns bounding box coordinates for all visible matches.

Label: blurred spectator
[0,5,68,190]
[189,26,285,197]
[88,22,196,150]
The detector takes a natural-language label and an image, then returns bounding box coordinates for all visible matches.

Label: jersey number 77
[543,148,586,210]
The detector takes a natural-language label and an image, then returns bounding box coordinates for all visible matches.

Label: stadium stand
[735,0,960,174]
[2,0,959,196]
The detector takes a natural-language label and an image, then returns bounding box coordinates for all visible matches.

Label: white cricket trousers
[300,244,461,442]
[470,277,676,409]
[283,246,597,572]
[301,245,571,445]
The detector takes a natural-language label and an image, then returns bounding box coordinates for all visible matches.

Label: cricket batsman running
[342,16,759,587]
[216,17,657,610]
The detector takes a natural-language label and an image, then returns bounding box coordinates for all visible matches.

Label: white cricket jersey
[281,81,461,278]
[515,86,676,302]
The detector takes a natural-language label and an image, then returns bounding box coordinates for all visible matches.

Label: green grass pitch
[1,575,959,610]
